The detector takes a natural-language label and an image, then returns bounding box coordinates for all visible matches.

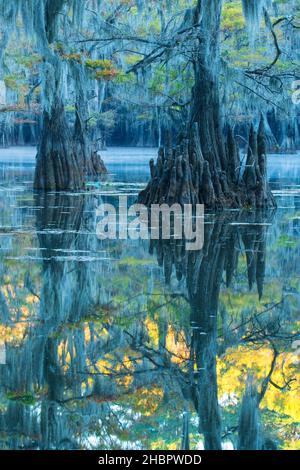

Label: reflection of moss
[222,1,245,30]
[262,408,300,450]
[4,75,19,90]
[277,235,298,249]
[118,257,154,267]
[6,392,37,406]
[65,105,76,113]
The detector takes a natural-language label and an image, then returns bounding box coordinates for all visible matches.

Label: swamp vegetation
[0,0,299,452]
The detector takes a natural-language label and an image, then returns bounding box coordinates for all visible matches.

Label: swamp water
[0,148,299,450]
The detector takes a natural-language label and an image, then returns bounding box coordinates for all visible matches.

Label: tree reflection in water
[0,195,298,450]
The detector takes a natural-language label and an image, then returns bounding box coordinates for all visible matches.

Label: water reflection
[0,156,299,450]
[149,211,290,450]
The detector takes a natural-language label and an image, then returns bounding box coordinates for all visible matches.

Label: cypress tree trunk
[190,0,227,206]
[34,98,84,191]
[138,1,276,210]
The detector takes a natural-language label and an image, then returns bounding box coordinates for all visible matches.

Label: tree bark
[34,99,85,191]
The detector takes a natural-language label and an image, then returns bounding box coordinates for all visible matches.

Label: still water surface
[0,148,299,450]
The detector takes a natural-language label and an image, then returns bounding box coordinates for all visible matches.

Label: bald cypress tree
[0,0,106,191]
[138,0,276,209]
